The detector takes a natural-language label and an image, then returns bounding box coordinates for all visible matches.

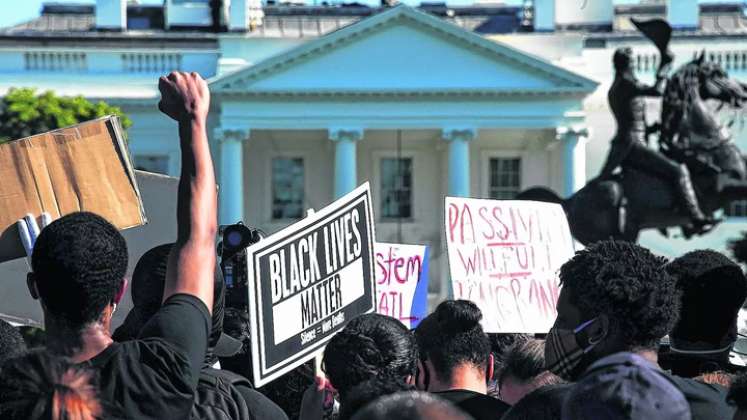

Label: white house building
[1,0,746,300]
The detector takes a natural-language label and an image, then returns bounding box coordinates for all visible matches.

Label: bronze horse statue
[518,53,747,245]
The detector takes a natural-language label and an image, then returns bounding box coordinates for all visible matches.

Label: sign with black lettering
[246,183,376,387]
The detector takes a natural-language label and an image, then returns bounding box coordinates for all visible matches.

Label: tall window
[489,157,521,200]
[134,155,170,175]
[726,200,747,218]
[380,157,413,219]
[272,157,304,220]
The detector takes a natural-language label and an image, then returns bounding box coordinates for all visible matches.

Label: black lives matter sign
[246,184,376,387]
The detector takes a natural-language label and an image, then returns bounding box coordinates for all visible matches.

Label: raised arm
[158,71,217,314]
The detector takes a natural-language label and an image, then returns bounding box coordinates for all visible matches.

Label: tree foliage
[0,88,132,142]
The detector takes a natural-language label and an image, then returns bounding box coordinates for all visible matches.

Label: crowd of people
[1,72,747,419]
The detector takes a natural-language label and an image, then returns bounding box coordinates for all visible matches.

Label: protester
[661,249,747,377]
[545,240,734,419]
[563,352,692,420]
[220,307,315,420]
[500,384,570,420]
[487,333,530,398]
[351,391,473,420]
[496,339,563,405]
[728,371,747,420]
[415,300,510,420]
[0,319,26,367]
[18,71,217,419]
[113,242,287,420]
[320,313,419,420]
[0,350,106,420]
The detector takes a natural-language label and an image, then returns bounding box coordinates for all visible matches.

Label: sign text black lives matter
[246,184,376,387]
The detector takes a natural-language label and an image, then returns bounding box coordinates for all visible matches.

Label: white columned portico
[216,127,250,224]
[556,125,589,197]
[442,128,476,197]
[329,128,363,198]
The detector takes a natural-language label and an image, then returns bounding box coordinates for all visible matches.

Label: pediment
[211,5,597,96]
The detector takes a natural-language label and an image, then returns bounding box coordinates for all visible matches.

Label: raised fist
[158,71,210,123]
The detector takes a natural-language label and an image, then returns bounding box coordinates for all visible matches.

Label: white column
[215,127,250,224]
[442,128,477,197]
[329,128,363,199]
[556,126,589,197]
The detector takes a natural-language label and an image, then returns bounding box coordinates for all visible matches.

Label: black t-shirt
[664,373,735,420]
[234,383,290,420]
[83,294,210,420]
[433,389,510,420]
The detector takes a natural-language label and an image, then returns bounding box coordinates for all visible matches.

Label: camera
[218,222,263,311]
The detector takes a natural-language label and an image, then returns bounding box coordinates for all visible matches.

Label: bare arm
[158,71,217,314]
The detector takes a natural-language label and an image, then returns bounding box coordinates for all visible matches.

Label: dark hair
[501,384,571,420]
[498,339,545,385]
[414,300,490,382]
[31,212,127,326]
[728,371,747,410]
[351,391,472,420]
[559,240,679,349]
[0,351,103,420]
[0,320,26,365]
[666,250,747,344]
[323,313,418,417]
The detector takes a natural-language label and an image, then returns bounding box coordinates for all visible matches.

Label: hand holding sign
[17,212,53,266]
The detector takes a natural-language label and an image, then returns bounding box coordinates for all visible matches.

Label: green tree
[0,88,132,142]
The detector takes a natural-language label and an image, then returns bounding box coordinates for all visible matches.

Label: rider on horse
[598,46,714,231]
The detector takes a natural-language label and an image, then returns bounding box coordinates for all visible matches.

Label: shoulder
[664,374,735,418]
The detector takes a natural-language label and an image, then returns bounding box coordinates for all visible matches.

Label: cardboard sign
[444,197,574,333]
[246,183,376,387]
[0,116,146,262]
[374,242,429,329]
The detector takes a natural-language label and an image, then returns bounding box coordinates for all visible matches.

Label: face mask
[545,318,602,380]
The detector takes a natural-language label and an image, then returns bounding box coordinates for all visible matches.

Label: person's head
[28,212,128,340]
[112,243,239,366]
[351,391,473,420]
[501,384,571,420]
[497,339,563,405]
[613,47,633,72]
[414,300,493,393]
[545,240,679,381]
[0,320,26,366]
[563,352,691,420]
[666,250,747,359]
[729,371,747,420]
[487,333,530,397]
[0,350,103,420]
[323,313,418,419]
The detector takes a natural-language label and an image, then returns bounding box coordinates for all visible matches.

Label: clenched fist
[158,71,210,123]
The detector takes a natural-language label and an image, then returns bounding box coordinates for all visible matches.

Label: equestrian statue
[518,19,747,245]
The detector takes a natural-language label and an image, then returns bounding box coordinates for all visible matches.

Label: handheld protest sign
[246,183,376,387]
[444,197,574,333]
[374,243,429,329]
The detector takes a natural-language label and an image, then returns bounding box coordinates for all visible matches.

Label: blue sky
[0,0,739,29]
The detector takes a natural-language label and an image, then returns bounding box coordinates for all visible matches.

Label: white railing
[24,52,87,72]
[121,53,182,73]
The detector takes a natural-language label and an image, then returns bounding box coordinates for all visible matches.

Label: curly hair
[728,371,747,410]
[666,249,747,344]
[351,391,472,420]
[0,351,103,420]
[414,300,490,382]
[559,240,680,350]
[0,319,26,365]
[31,212,128,327]
[323,313,418,401]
